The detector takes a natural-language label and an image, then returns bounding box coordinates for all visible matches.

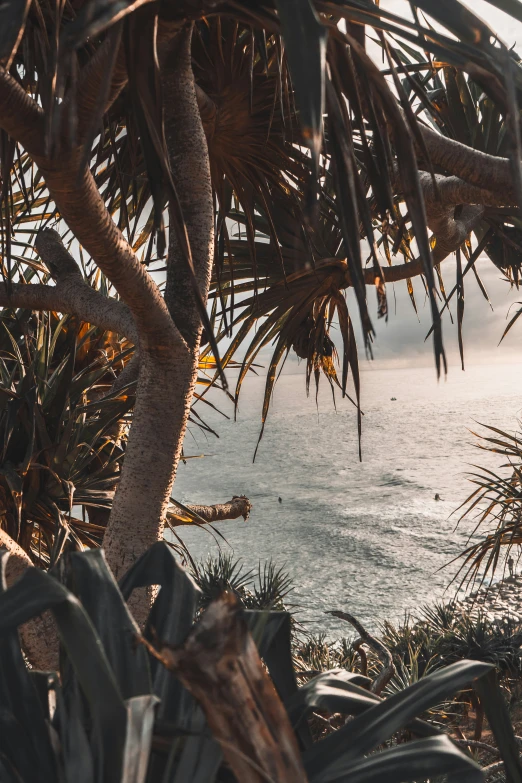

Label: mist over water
[172,362,522,637]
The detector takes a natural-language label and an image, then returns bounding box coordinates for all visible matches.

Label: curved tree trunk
[103,24,214,625]
[161,27,215,345]
[0,24,215,639]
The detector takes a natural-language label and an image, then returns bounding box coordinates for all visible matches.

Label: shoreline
[455,574,522,624]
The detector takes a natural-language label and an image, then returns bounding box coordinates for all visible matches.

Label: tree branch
[419,172,511,209]
[161,25,214,348]
[377,169,503,278]
[0,281,134,340]
[428,204,484,264]
[326,610,395,695]
[419,125,516,201]
[169,495,252,525]
[33,162,178,349]
[0,68,45,157]
[4,229,139,341]
[0,69,177,351]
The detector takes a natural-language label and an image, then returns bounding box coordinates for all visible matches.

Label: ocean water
[172,362,522,637]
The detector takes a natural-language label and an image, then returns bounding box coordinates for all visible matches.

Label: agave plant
[192,553,294,612]
[1,540,521,783]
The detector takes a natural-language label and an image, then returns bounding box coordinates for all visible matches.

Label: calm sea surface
[171,362,522,636]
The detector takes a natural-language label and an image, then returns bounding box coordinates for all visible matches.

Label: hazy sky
[382,0,521,50]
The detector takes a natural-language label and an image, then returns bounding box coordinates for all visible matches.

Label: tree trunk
[103,24,214,625]
[102,346,196,624]
[0,24,215,636]
[0,529,58,670]
[161,26,215,345]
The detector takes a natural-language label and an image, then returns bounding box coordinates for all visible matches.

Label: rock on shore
[457,574,522,625]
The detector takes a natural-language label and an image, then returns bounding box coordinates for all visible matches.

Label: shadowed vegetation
[0,541,521,782]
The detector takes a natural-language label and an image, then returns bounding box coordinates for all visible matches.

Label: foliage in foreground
[0,542,521,782]
[198,554,522,736]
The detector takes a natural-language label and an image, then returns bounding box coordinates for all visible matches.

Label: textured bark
[417,172,511,209]
[102,24,215,625]
[0,279,135,339]
[427,204,484,264]
[143,593,308,783]
[419,126,516,201]
[171,496,252,525]
[15,228,138,340]
[161,27,215,347]
[0,530,59,670]
[102,347,194,583]
[415,173,490,265]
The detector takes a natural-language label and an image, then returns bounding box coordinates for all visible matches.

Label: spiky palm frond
[243,559,294,610]
[192,551,254,607]
[0,308,132,567]
[191,552,294,612]
[5,2,522,396]
[453,423,522,588]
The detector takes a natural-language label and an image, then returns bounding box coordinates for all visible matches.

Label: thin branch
[326,610,395,695]
[0,281,136,340]
[452,738,500,755]
[9,228,139,341]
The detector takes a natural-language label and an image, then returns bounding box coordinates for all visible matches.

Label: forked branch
[0,229,139,341]
[327,609,395,695]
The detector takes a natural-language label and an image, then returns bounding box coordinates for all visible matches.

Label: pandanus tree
[2,0,522,667]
